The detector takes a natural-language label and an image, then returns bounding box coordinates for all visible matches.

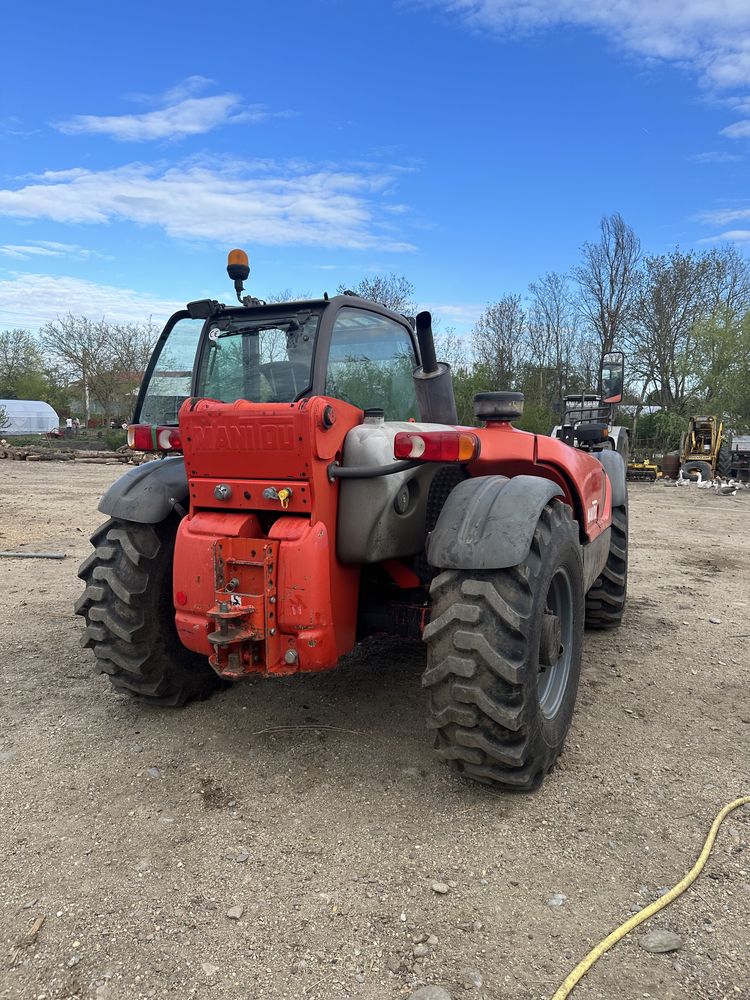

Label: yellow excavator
[679,415,731,480]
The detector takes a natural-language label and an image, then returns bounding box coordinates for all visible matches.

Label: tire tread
[585,505,628,628]
[423,502,581,791]
[75,517,223,705]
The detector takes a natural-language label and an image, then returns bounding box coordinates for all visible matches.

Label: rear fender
[427,475,564,571]
[98,456,189,524]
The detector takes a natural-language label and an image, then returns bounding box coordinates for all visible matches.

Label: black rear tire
[422,501,584,791]
[585,504,628,629]
[716,442,731,479]
[682,460,712,482]
[75,517,224,705]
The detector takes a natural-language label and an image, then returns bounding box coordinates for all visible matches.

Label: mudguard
[595,449,627,507]
[98,456,189,524]
[427,475,564,571]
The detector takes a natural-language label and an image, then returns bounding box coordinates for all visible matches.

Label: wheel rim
[537,566,573,720]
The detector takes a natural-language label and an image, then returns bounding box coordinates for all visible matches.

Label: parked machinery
[679,415,730,481]
[551,352,629,462]
[728,434,750,482]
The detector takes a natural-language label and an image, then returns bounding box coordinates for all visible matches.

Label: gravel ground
[1,463,749,1000]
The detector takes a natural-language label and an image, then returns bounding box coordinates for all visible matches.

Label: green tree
[0,328,44,398]
[690,247,750,424]
[628,249,717,412]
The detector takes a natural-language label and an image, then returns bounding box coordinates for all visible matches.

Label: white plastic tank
[337,412,449,563]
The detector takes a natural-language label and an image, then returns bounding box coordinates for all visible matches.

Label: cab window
[138,317,203,424]
[326,308,418,420]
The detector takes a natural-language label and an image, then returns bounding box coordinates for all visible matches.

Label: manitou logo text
[192,421,295,452]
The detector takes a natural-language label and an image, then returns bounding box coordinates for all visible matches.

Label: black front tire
[585,504,628,629]
[75,517,224,705]
[422,501,584,791]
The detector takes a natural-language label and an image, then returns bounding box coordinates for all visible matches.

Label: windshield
[138,316,203,425]
[196,311,320,404]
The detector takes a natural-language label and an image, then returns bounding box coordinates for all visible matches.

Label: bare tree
[337,273,416,315]
[705,244,750,327]
[571,330,600,394]
[434,328,469,369]
[106,319,161,417]
[574,213,641,384]
[39,315,160,422]
[528,272,577,404]
[471,294,528,389]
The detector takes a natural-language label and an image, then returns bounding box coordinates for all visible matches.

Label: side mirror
[600,351,624,404]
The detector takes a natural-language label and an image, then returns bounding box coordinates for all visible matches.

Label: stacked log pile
[0,441,147,465]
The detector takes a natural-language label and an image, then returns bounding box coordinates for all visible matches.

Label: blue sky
[1,0,749,334]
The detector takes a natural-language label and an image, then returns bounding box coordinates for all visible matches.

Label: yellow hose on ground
[552,795,750,1000]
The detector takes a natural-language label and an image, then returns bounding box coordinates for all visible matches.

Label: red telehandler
[77,251,628,790]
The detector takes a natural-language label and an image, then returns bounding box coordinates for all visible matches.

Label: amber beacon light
[227,248,250,301]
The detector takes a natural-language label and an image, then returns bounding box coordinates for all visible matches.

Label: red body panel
[171,397,612,679]
[174,396,361,678]
[467,422,612,541]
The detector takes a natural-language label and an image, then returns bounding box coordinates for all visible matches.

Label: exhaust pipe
[413,311,458,425]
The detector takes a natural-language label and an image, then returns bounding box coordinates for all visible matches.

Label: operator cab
[135,293,421,428]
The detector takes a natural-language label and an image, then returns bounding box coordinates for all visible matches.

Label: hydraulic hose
[327,459,420,480]
[552,795,750,999]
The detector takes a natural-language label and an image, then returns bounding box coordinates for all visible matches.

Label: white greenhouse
[0,399,60,436]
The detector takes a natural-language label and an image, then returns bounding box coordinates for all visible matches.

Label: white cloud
[0,240,99,260]
[696,202,750,243]
[0,116,39,138]
[720,119,750,138]
[699,205,750,225]
[0,273,184,329]
[689,150,742,163]
[158,75,216,105]
[54,94,283,142]
[425,302,484,330]
[0,161,415,251]
[425,1,750,87]
[698,229,750,243]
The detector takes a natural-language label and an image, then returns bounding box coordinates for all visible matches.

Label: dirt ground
[1,462,748,1000]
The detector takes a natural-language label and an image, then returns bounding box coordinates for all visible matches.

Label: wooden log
[0,551,67,560]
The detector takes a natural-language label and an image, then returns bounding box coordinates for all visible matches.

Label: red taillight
[393,430,480,463]
[127,424,183,452]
